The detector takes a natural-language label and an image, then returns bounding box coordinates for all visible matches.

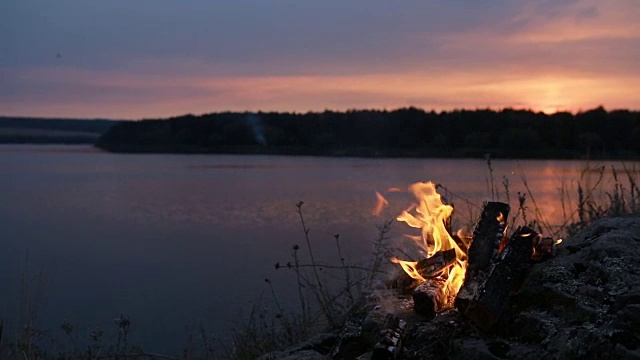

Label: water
[0,145,634,353]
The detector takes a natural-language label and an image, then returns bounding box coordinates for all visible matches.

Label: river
[0,145,634,354]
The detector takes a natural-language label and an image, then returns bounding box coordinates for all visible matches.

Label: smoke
[245,113,267,146]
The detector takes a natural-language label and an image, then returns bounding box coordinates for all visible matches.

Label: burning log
[415,249,457,278]
[531,236,563,262]
[464,226,537,330]
[372,314,408,360]
[409,250,456,318]
[412,277,448,319]
[388,249,456,295]
[391,249,457,287]
[455,201,509,312]
[467,201,510,271]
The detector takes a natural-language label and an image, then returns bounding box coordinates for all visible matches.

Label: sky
[1,0,639,119]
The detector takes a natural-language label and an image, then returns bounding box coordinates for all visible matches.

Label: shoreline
[95,146,639,161]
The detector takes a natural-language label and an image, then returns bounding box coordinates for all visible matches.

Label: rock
[449,338,501,360]
[577,284,607,302]
[485,340,510,358]
[361,294,413,345]
[615,290,640,309]
[259,349,327,360]
[614,344,640,360]
[510,310,556,343]
[258,352,286,360]
[505,343,545,360]
[623,304,640,324]
[331,322,370,360]
[279,350,326,360]
[288,333,337,355]
[356,352,373,360]
[403,310,465,359]
[565,302,601,324]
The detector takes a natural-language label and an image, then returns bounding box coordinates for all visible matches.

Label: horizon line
[2,105,638,121]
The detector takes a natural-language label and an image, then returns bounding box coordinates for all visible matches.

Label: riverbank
[259,216,640,360]
[94,142,625,161]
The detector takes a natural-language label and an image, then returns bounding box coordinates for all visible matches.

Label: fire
[372,191,389,216]
[390,182,468,308]
[390,258,427,282]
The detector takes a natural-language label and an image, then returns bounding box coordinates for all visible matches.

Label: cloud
[2,63,636,118]
[507,1,639,43]
[1,0,639,117]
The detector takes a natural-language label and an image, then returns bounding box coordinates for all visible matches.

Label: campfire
[377,182,561,326]
[269,182,635,360]
[365,181,564,359]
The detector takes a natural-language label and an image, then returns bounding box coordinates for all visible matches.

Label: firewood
[372,314,408,360]
[390,249,456,294]
[454,276,480,314]
[415,249,457,278]
[467,201,510,271]
[531,236,561,262]
[465,226,537,330]
[412,277,448,319]
[455,201,509,312]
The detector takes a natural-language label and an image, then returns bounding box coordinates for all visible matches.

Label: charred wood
[454,277,480,314]
[412,277,448,319]
[467,201,510,271]
[415,249,457,278]
[455,201,509,312]
[389,249,456,294]
[371,314,408,360]
[465,226,537,330]
[531,236,560,262]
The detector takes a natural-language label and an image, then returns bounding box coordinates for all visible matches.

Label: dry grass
[219,202,394,359]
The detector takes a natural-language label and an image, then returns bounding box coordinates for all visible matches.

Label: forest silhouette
[97,107,640,159]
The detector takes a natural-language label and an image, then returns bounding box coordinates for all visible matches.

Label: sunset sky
[1,0,639,119]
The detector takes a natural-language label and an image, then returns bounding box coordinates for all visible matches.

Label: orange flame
[393,181,468,308]
[390,257,426,282]
[372,191,389,216]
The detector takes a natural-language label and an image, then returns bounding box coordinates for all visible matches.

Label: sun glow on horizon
[2,1,639,118]
[1,65,635,119]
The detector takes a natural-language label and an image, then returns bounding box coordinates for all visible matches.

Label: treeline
[0,117,119,144]
[96,107,640,159]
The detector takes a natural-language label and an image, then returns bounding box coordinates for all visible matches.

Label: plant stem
[296,201,335,325]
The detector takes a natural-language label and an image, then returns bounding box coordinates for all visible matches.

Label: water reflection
[0,145,637,353]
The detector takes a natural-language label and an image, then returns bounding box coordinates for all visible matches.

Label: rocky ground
[259,217,640,360]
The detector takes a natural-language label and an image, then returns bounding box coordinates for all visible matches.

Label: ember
[532,236,563,262]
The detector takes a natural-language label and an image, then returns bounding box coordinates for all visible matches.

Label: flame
[555,238,563,245]
[393,182,468,307]
[372,191,389,216]
[387,187,403,192]
[390,257,426,282]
